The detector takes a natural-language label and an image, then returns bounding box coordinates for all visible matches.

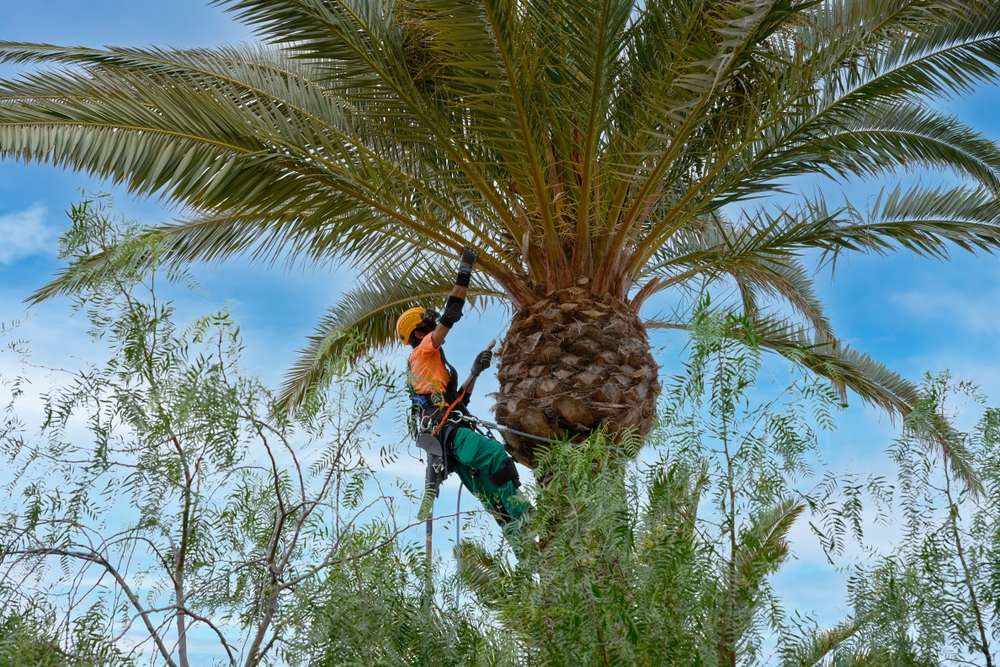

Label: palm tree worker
[396,248,530,532]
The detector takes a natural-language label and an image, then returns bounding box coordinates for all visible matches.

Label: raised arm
[430,247,476,348]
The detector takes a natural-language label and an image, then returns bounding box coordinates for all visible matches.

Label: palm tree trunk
[495,284,660,466]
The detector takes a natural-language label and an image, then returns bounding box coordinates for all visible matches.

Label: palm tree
[3,1,1000,483]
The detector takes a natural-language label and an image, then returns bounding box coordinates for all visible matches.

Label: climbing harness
[433,388,468,437]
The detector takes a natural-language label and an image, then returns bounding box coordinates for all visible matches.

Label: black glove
[470,348,493,376]
[455,246,477,287]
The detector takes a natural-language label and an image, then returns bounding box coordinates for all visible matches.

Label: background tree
[0,596,131,667]
[2,2,1000,475]
[835,374,1000,666]
[455,311,890,666]
[293,534,518,666]
[0,200,433,667]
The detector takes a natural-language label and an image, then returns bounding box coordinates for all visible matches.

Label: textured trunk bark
[494,285,660,466]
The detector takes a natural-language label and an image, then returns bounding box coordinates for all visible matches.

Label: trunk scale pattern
[494,284,660,467]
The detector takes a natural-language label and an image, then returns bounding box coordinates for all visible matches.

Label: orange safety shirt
[408,335,452,399]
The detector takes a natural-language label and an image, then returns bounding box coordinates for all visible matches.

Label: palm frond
[0,70,274,201]
[0,41,523,275]
[219,0,527,238]
[642,214,834,337]
[780,618,863,667]
[722,103,1000,205]
[626,4,1000,275]
[717,498,805,658]
[816,6,1000,117]
[606,0,813,263]
[0,41,337,128]
[27,206,462,306]
[218,0,398,86]
[808,184,1000,261]
[644,315,983,496]
[27,230,163,305]
[643,185,1000,287]
[800,104,1000,191]
[732,258,833,339]
[0,41,490,223]
[733,498,804,597]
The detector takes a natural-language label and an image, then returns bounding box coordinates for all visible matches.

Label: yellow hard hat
[395,306,427,344]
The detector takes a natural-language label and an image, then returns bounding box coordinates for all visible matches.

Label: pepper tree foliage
[0,199,449,667]
[0,596,131,667]
[828,374,1000,666]
[3,200,1000,664]
[451,311,896,667]
[2,2,1000,486]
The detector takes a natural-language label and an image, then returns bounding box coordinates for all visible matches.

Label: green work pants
[450,427,530,529]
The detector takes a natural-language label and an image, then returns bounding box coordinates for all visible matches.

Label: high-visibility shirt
[408,335,455,402]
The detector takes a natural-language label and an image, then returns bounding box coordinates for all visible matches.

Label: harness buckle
[415,413,436,433]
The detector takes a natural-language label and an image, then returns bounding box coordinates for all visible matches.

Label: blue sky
[3,2,1000,662]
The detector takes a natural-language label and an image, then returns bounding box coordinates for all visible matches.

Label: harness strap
[433,389,467,437]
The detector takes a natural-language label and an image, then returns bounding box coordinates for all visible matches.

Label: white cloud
[892,284,1000,335]
[0,204,53,264]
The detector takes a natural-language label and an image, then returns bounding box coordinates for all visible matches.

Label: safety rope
[418,402,561,446]
[455,483,463,607]
[458,413,563,445]
[424,509,433,589]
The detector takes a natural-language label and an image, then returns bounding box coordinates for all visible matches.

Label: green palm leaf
[2,0,999,453]
[645,314,982,495]
[724,104,1000,204]
[642,213,834,337]
[716,498,805,662]
[28,210,444,304]
[638,184,1000,287]
[780,618,863,667]
[733,498,804,598]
